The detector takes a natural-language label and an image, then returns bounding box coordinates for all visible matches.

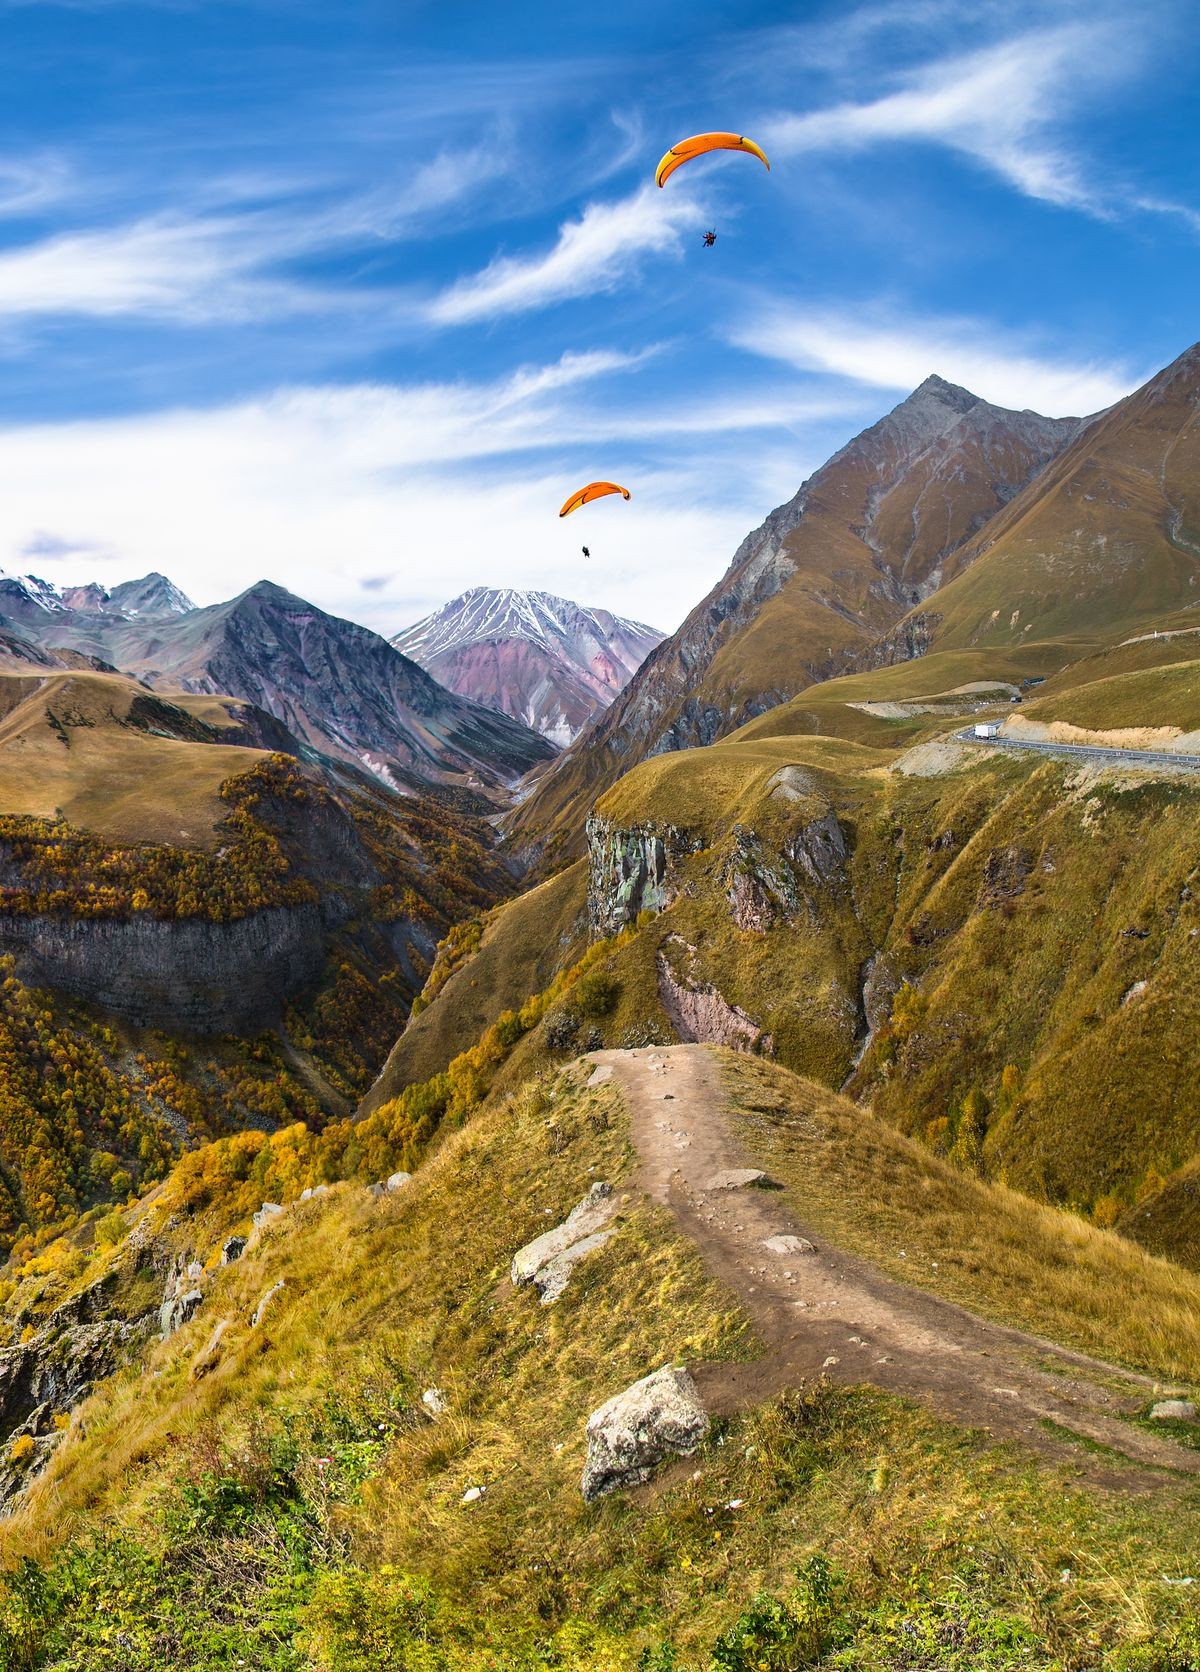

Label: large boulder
[581,1365,709,1502]
[511,1182,616,1304]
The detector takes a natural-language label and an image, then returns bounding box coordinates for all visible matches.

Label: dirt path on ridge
[589,1045,1200,1486]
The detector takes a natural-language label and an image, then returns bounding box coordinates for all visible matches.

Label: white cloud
[427,183,703,325]
[729,304,1139,414]
[0,213,343,323]
[0,140,522,328]
[763,24,1127,212]
[0,352,817,635]
[0,154,72,215]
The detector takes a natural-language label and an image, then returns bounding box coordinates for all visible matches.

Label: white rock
[511,1182,616,1300]
[460,1485,485,1504]
[250,1281,286,1328]
[386,1171,412,1192]
[581,1365,709,1502]
[252,1202,284,1230]
[586,1065,613,1087]
[762,1234,815,1256]
[533,1230,614,1305]
[422,1387,448,1416]
[704,1169,768,1192]
[1150,1399,1197,1422]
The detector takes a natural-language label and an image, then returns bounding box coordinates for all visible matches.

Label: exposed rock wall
[0,903,326,1031]
[723,812,847,932]
[656,948,774,1055]
[586,817,702,937]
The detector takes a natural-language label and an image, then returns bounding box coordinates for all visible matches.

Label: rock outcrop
[723,812,847,933]
[586,818,702,937]
[512,1182,617,1305]
[657,948,773,1055]
[581,1364,709,1501]
[0,903,326,1033]
[0,1282,154,1507]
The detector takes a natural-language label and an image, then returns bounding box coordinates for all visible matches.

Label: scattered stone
[300,1185,331,1203]
[386,1172,412,1193]
[762,1234,815,1256]
[220,1236,247,1266]
[822,1356,840,1369]
[1150,1399,1197,1422]
[185,1261,204,1283]
[511,1182,617,1304]
[533,1231,614,1305]
[190,1320,229,1381]
[250,1281,286,1328]
[581,1365,709,1502]
[586,1064,613,1087]
[252,1202,284,1231]
[460,1485,486,1504]
[704,1169,768,1192]
[422,1387,448,1416]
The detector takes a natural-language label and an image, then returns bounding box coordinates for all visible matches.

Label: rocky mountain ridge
[1,578,556,797]
[394,587,663,746]
[507,374,1088,847]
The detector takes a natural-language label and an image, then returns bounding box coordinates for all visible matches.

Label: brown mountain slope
[508,376,1082,850]
[878,341,1200,664]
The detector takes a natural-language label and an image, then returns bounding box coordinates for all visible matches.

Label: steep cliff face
[0,757,495,1041]
[0,903,329,1032]
[585,816,702,937]
[506,377,1084,850]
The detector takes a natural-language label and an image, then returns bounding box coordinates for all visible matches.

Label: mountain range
[0,574,556,795]
[6,340,1200,1663]
[506,351,1200,847]
[393,587,663,745]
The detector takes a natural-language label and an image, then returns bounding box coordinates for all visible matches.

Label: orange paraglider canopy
[559,481,632,518]
[655,132,770,188]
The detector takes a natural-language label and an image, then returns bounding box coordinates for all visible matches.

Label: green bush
[574,971,621,1019]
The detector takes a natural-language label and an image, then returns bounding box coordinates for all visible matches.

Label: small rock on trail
[1150,1399,1197,1421]
[704,1168,769,1192]
[763,1234,815,1256]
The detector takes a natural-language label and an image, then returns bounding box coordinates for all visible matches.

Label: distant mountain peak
[909,372,982,409]
[394,586,664,746]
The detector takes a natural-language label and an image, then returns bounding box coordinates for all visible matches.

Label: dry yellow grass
[723,1053,1200,1384]
[0,670,270,845]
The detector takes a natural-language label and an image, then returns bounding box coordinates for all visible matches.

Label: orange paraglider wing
[655,132,770,188]
[559,481,632,518]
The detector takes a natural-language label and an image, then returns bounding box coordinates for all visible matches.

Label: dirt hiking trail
[590,1045,1200,1486]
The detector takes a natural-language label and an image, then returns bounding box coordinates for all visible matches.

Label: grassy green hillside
[3,1053,1200,1669]
[438,723,1200,1264]
[0,669,278,847]
[361,858,588,1114]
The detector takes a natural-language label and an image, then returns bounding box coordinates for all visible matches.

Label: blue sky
[0,0,1193,634]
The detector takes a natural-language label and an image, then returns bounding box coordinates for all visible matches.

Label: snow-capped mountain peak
[393,586,664,746]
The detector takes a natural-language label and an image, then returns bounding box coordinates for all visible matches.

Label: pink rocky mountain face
[393,587,664,746]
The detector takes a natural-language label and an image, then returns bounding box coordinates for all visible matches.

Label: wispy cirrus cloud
[0,345,836,632]
[0,136,523,329]
[426,183,703,326]
[728,303,1140,414]
[0,214,319,323]
[762,23,1129,214]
